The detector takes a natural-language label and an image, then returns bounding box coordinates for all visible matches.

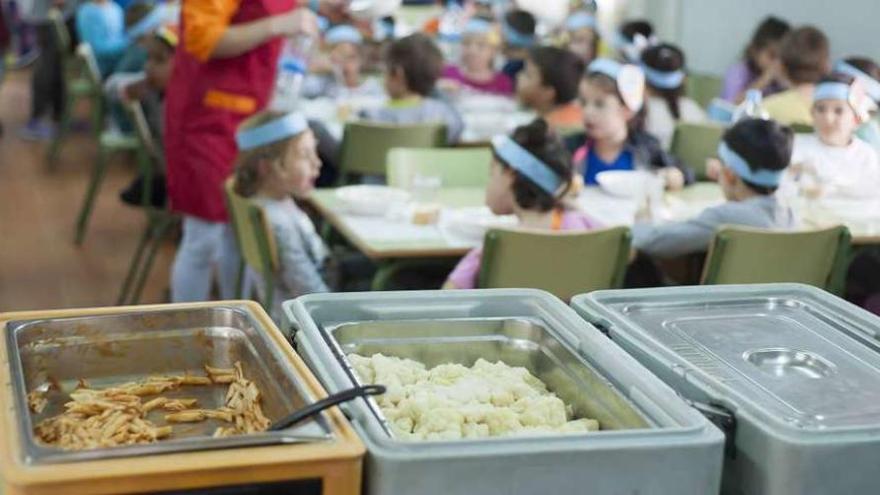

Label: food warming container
[572,283,880,495]
[285,289,724,495]
[0,301,364,495]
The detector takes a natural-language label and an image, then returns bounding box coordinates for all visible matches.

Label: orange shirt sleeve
[183,0,243,62]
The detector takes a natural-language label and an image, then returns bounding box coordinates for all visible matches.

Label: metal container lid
[573,284,880,432]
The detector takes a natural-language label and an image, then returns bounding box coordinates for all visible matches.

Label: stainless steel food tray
[285,289,724,495]
[572,283,880,495]
[6,305,332,465]
[322,317,652,438]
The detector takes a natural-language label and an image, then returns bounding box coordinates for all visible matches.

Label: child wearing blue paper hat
[233,111,329,320]
[640,43,706,149]
[439,17,513,96]
[563,10,599,66]
[444,119,602,290]
[836,57,880,150]
[303,24,383,98]
[362,34,464,143]
[779,73,880,200]
[499,9,536,83]
[632,118,797,259]
[572,58,691,189]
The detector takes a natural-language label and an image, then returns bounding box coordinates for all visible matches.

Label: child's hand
[660,167,686,191]
[705,158,722,181]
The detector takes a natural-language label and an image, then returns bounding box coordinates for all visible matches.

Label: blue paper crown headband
[588,57,623,79]
[835,61,880,102]
[718,141,782,188]
[236,113,309,151]
[492,135,562,195]
[325,25,363,45]
[464,18,493,36]
[641,64,685,90]
[566,11,597,31]
[501,19,535,48]
[813,81,851,103]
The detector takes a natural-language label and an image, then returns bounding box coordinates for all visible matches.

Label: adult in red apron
[165,0,317,302]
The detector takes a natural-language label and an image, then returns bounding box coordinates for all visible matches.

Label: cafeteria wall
[626,0,880,75]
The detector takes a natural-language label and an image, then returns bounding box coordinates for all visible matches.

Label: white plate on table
[443,207,519,242]
[596,170,654,198]
[335,185,411,216]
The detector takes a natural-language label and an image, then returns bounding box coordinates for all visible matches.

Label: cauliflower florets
[348,353,600,441]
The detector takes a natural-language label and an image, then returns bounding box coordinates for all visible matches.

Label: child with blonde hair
[440,17,513,95]
[233,111,329,319]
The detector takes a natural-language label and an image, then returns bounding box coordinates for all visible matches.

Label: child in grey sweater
[360,33,463,143]
[633,118,797,258]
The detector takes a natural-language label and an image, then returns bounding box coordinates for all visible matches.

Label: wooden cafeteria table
[309,183,880,290]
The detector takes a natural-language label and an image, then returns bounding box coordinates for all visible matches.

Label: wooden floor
[0,70,175,313]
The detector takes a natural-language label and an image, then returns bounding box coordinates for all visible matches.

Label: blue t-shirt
[584,148,635,185]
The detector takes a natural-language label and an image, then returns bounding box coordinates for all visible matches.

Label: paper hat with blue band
[325,25,363,45]
[813,81,851,103]
[565,11,597,31]
[491,135,562,195]
[814,78,877,122]
[834,61,880,103]
[501,19,535,48]
[464,18,493,35]
[236,113,309,151]
[718,141,782,188]
[641,64,685,90]
[588,58,646,112]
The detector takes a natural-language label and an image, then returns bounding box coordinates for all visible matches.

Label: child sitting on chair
[499,9,536,83]
[632,118,797,259]
[114,25,178,209]
[572,58,691,188]
[444,119,602,289]
[361,33,464,143]
[779,73,880,200]
[763,26,831,127]
[835,57,880,150]
[440,18,513,96]
[516,46,585,137]
[641,43,706,149]
[563,10,600,66]
[233,111,330,320]
[76,0,129,78]
[303,24,384,99]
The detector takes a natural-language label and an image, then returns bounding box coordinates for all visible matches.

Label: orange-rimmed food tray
[0,301,364,495]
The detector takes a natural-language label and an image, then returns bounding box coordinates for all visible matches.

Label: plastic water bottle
[438,3,464,60]
[271,35,312,112]
[732,89,770,122]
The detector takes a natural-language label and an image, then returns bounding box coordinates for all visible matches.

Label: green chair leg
[74,147,111,245]
[129,214,175,304]
[47,94,77,170]
[117,216,153,305]
[370,259,452,291]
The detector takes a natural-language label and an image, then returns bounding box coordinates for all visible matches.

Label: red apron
[164,0,295,222]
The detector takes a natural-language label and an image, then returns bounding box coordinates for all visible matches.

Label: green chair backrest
[75,44,103,88]
[670,122,726,181]
[790,122,815,134]
[387,147,492,189]
[686,73,723,109]
[478,226,632,301]
[223,178,280,306]
[337,121,446,183]
[123,100,161,208]
[701,225,851,294]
